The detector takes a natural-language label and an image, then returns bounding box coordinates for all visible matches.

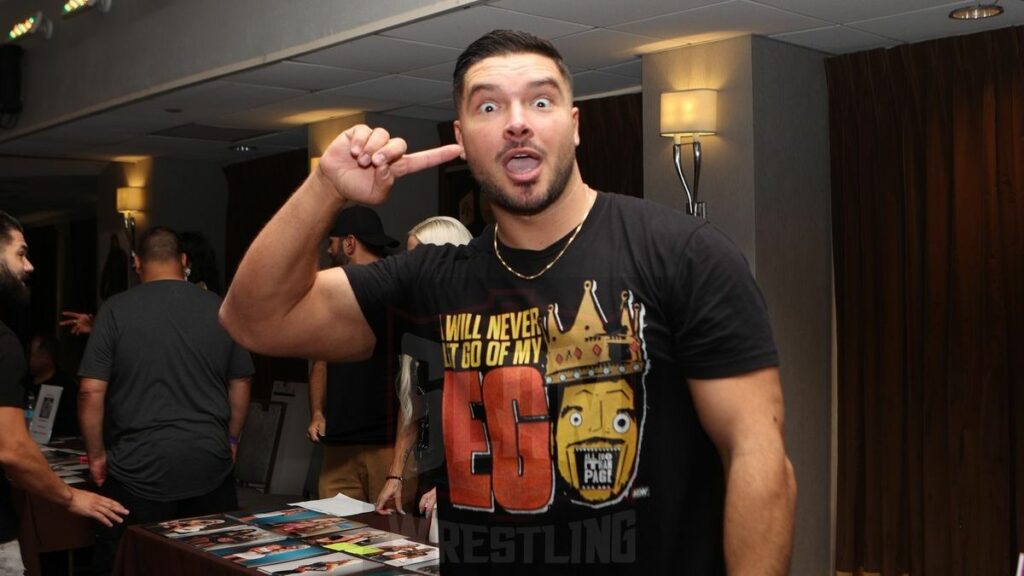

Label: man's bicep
[280,267,376,362]
[688,366,785,462]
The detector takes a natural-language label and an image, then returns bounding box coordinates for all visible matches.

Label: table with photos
[113,505,439,576]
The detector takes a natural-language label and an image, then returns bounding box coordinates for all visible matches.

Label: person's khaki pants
[319,444,418,510]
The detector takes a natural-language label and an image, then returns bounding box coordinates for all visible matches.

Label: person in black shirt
[28,333,79,437]
[222,30,796,576]
[306,207,414,507]
[0,211,128,571]
[79,226,254,575]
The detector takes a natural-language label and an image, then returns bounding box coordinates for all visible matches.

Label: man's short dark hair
[33,332,59,363]
[137,226,181,263]
[0,211,23,247]
[452,29,572,108]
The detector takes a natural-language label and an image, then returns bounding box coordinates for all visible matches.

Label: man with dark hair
[307,206,416,507]
[28,332,80,437]
[0,211,127,572]
[222,30,795,575]
[79,225,254,574]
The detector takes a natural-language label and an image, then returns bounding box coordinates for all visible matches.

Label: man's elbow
[218,301,267,354]
[219,300,246,344]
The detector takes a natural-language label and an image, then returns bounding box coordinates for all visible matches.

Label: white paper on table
[289,493,376,516]
[29,384,63,445]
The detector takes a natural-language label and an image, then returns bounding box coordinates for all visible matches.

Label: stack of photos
[258,515,365,539]
[310,528,439,568]
[404,559,441,575]
[309,528,399,554]
[41,448,88,484]
[178,525,284,551]
[213,538,326,568]
[237,507,328,525]
[257,552,373,575]
[148,514,245,538]
[146,506,443,574]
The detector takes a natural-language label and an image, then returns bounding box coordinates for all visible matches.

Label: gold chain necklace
[493,211,588,281]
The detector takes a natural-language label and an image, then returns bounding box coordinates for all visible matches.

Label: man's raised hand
[316,124,462,205]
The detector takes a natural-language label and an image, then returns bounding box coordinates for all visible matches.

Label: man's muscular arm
[219,125,461,362]
[689,367,797,576]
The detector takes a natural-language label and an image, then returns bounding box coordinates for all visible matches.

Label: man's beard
[0,261,30,306]
[469,139,575,217]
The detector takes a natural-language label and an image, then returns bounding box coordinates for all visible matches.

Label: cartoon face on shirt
[554,378,638,503]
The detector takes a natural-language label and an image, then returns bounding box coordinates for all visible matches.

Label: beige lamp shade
[116,187,145,213]
[660,89,717,137]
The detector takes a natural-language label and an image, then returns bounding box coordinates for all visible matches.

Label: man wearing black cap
[307,206,416,508]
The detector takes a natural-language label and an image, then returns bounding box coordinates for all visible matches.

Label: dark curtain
[576,92,643,198]
[61,218,96,375]
[223,149,311,401]
[828,26,1024,576]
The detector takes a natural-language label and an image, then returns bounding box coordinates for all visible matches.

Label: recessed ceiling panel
[772,25,898,55]
[322,75,452,106]
[612,0,828,42]
[491,0,721,27]
[381,5,590,48]
[403,60,458,83]
[152,124,271,142]
[227,61,384,92]
[552,29,660,71]
[754,0,962,25]
[294,35,462,74]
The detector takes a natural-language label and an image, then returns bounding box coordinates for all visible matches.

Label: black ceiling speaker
[0,45,23,115]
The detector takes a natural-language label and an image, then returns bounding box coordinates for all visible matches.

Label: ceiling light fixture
[949,2,1003,19]
[62,0,111,18]
[230,145,257,152]
[8,12,53,41]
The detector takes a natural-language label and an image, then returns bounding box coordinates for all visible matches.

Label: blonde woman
[375,216,472,516]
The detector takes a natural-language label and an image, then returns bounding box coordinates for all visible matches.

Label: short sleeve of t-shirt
[345,248,431,325]
[78,302,117,381]
[0,328,26,408]
[227,343,255,379]
[671,223,778,379]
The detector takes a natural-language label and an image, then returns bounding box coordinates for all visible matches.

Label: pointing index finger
[391,144,463,178]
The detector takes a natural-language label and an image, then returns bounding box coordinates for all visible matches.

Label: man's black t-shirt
[321,345,396,446]
[78,280,255,501]
[0,321,27,542]
[345,192,778,574]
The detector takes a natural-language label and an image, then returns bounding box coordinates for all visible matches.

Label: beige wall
[642,36,833,575]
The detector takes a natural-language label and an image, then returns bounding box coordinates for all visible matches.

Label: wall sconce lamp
[116,187,144,254]
[660,89,717,219]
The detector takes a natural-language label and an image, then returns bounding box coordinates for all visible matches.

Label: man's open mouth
[503,148,542,181]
